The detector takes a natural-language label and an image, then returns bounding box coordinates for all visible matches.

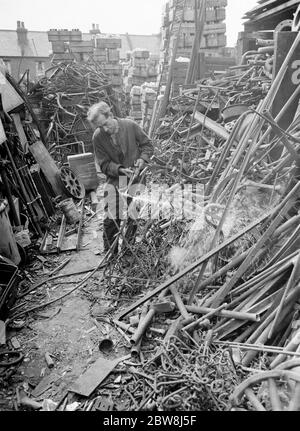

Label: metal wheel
[59,166,85,200]
[230,367,300,411]
[275,19,293,32]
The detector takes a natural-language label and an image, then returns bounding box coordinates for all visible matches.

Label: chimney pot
[17,20,28,46]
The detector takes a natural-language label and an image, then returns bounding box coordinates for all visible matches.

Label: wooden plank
[194,111,230,140]
[0,117,6,145]
[0,71,24,112]
[31,372,61,398]
[11,114,28,152]
[69,355,130,397]
[29,140,63,196]
[0,320,6,345]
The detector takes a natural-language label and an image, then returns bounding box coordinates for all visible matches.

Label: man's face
[93,112,117,135]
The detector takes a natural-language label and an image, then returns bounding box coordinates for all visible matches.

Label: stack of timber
[124,49,159,123]
[129,85,142,122]
[141,82,158,131]
[94,36,123,90]
[48,29,83,63]
[159,0,228,82]
[125,49,159,88]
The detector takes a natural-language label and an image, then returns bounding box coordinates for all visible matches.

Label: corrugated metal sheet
[243,0,299,22]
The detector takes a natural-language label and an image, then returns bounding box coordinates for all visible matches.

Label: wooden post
[29,140,63,196]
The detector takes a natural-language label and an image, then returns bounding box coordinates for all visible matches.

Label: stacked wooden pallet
[125,49,158,87]
[123,49,159,120]
[94,37,123,90]
[157,0,227,98]
[162,0,227,59]
[172,57,190,95]
[141,82,158,130]
[129,85,143,121]
[48,29,83,62]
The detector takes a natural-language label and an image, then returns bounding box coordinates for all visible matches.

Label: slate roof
[0,29,161,59]
[0,30,51,57]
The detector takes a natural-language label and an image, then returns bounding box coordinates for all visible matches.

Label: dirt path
[1,186,127,410]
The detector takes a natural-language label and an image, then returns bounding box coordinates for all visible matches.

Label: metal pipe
[113,319,135,334]
[4,142,42,236]
[270,330,300,369]
[169,285,190,319]
[57,215,66,253]
[186,305,259,322]
[183,303,228,332]
[76,198,85,251]
[209,188,300,307]
[268,252,300,339]
[131,305,148,357]
[116,210,274,321]
[130,308,155,345]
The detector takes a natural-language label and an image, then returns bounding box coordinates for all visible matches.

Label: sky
[1,0,259,46]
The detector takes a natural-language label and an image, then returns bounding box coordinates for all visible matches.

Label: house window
[3,60,11,74]
[36,61,45,76]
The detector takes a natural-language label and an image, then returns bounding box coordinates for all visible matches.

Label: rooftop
[0,27,161,59]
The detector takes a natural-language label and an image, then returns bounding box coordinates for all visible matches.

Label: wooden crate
[204,23,226,34]
[102,63,122,71]
[96,37,121,49]
[107,49,120,62]
[51,53,75,60]
[205,9,216,22]
[111,76,122,85]
[132,49,150,59]
[69,41,94,53]
[216,8,226,21]
[69,30,82,42]
[207,0,227,6]
[51,41,66,53]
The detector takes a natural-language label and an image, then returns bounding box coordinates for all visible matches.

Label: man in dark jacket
[87,101,153,255]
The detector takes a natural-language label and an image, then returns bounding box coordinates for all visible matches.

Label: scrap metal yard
[0,0,300,414]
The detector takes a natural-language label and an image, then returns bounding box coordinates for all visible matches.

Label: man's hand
[135,158,145,172]
[119,167,133,178]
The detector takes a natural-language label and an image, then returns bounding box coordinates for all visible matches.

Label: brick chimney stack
[17,21,28,51]
[89,23,101,35]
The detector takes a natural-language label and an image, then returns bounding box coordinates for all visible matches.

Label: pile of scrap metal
[75,32,300,411]
[28,61,126,157]
[148,40,275,184]
[2,32,300,412]
[0,67,51,321]
[0,66,99,323]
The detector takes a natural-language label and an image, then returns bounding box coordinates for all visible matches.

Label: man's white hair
[87,101,111,124]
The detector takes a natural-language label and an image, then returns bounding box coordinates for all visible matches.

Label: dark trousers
[103,185,137,254]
